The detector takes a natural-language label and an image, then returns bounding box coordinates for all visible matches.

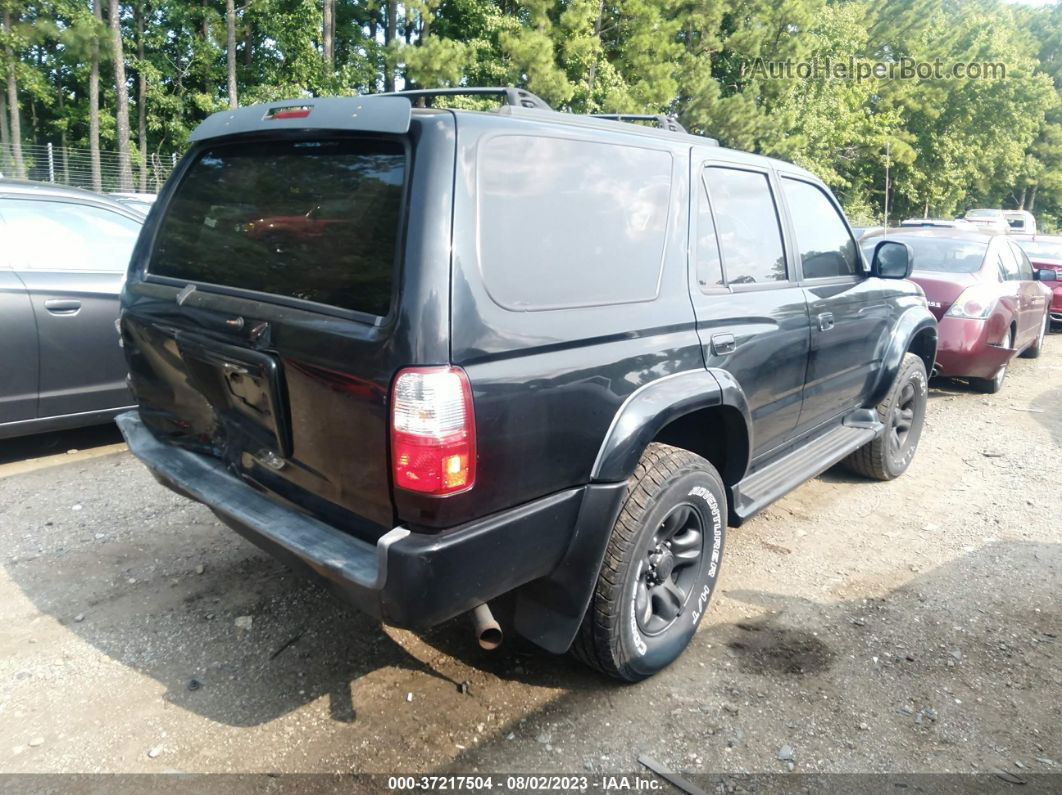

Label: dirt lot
[1,336,1060,781]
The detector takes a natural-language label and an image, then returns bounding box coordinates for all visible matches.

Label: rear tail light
[945,286,997,319]
[391,366,476,495]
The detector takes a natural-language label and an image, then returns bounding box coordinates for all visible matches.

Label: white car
[1003,209,1037,235]
[963,208,1010,233]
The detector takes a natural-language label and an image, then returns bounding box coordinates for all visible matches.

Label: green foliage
[0,0,1059,224]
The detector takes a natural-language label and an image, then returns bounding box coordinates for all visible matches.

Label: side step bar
[730,419,882,524]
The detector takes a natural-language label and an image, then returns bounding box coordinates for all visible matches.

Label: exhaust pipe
[471,603,503,650]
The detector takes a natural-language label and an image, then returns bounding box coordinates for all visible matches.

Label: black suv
[117,88,937,680]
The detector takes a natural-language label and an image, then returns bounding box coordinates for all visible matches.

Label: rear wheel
[571,443,726,681]
[974,327,1013,393]
[844,353,928,481]
[1020,313,1048,359]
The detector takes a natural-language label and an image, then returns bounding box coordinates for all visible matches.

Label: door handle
[818,312,835,331]
[44,299,82,315]
[710,333,736,355]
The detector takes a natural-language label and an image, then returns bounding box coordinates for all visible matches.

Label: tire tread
[571,443,715,679]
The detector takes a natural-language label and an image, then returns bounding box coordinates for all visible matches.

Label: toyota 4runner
[117,88,937,680]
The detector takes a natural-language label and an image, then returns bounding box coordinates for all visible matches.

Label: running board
[730,420,882,524]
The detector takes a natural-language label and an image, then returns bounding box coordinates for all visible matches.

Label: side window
[0,199,141,272]
[478,135,672,310]
[704,166,787,284]
[695,177,724,290]
[780,178,858,278]
[1011,242,1033,280]
[998,243,1021,281]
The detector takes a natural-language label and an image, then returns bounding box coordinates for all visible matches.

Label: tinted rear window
[150,138,405,317]
[861,237,986,274]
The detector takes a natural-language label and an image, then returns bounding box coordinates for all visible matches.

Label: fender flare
[514,369,752,653]
[590,368,753,483]
[867,307,938,406]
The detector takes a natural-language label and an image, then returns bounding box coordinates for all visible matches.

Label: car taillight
[945,286,997,319]
[391,366,476,495]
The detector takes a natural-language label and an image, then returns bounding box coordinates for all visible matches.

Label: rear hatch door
[121,97,452,535]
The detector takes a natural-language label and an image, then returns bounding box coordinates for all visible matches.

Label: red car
[1012,234,1062,328]
[863,229,1055,392]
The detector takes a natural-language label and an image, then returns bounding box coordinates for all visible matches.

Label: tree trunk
[1028,184,1037,212]
[322,0,333,68]
[110,0,134,190]
[923,197,929,218]
[201,0,208,39]
[384,0,397,91]
[1018,185,1027,210]
[2,8,25,179]
[586,0,605,104]
[0,89,10,176]
[226,0,237,106]
[90,0,102,191]
[0,87,9,150]
[136,1,148,190]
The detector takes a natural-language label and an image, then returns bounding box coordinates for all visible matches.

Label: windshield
[1015,239,1062,261]
[150,137,406,317]
[863,237,987,273]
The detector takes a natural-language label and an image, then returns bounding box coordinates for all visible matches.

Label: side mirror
[871,239,914,279]
[1035,268,1058,282]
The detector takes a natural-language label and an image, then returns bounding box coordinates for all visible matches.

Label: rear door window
[477,135,672,310]
[0,199,141,271]
[150,138,406,317]
[780,178,859,279]
[704,167,787,284]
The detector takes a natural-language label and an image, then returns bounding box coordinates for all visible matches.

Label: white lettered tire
[571,443,726,681]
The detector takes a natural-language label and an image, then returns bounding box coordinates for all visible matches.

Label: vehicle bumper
[1050,285,1062,324]
[116,410,590,629]
[934,317,1014,380]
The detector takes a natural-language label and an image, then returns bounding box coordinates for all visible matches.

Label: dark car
[116,88,936,681]
[1012,234,1062,327]
[863,229,1054,393]
[0,179,142,439]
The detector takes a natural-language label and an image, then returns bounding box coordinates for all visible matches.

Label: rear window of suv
[150,138,406,317]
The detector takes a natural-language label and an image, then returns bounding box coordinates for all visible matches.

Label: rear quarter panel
[419,113,703,528]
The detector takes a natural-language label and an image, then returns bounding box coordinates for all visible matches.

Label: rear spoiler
[189,96,412,142]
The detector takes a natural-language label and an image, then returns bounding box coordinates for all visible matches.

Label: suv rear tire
[844,353,928,481]
[571,443,726,681]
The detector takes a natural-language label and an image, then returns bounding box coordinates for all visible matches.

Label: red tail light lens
[391,366,476,495]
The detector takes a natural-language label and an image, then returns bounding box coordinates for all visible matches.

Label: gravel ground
[1,335,1060,779]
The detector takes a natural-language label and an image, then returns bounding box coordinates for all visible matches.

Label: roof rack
[379,87,553,111]
[590,113,688,134]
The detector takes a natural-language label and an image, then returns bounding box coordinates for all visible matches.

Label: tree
[226,0,236,106]
[1,2,25,178]
[90,0,102,191]
[135,0,148,188]
[110,0,134,189]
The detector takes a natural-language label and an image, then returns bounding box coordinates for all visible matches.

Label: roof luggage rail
[590,113,689,134]
[379,87,553,110]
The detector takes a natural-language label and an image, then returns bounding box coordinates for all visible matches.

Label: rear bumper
[934,317,1014,380]
[116,411,588,629]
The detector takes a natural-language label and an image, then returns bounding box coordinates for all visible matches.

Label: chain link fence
[0,142,178,194]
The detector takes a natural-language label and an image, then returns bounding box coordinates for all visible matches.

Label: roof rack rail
[379,87,552,111]
[590,113,688,134]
